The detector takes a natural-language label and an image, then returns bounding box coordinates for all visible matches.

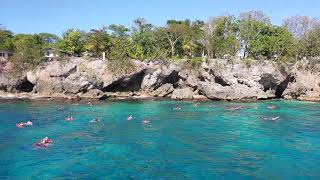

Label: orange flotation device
[65,117,73,121]
[16,123,24,128]
[45,139,53,144]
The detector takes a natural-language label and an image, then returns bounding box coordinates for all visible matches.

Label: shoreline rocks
[0,58,319,102]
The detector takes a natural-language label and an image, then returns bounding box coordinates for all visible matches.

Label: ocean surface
[0,100,319,179]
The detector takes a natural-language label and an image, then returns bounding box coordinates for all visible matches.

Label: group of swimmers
[34,136,53,149]
[226,104,280,121]
[16,120,33,128]
[17,102,280,150]
[63,114,148,124]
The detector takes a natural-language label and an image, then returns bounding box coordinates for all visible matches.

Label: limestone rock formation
[171,87,194,99]
[0,57,319,102]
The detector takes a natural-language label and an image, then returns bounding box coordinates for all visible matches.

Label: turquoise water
[0,100,320,179]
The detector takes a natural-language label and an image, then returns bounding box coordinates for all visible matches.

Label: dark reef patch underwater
[0,100,320,179]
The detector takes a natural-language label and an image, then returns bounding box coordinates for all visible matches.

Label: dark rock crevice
[155,70,180,89]
[102,70,146,92]
[15,78,34,92]
[275,73,296,98]
[259,73,278,92]
[214,76,230,86]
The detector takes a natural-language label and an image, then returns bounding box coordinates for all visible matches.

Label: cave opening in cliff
[16,79,34,92]
[102,70,146,92]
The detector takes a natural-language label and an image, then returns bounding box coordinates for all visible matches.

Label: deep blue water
[0,100,320,179]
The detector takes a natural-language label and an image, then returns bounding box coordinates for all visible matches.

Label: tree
[161,20,188,57]
[57,29,85,56]
[248,25,295,60]
[107,24,134,74]
[11,34,44,70]
[239,10,271,24]
[283,16,320,59]
[239,11,271,57]
[108,24,129,38]
[0,28,14,51]
[107,24,132,60]
[301,27,320,58]
[283,16,320,39]
[182,20,205,58]
[205,15,239,58]
[38,33,60,45]
[85,27,110,57]
[131,18,157,59]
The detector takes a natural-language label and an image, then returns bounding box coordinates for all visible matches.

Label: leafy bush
[10,34,45,74]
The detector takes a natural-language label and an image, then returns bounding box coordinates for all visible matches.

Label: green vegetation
[11,34,45,71]
[205,15,239,58]
[1,11,320,72]
[84,27,110,57]
[56,29,86,56]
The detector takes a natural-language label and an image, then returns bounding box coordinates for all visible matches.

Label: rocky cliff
[0,58,319,102]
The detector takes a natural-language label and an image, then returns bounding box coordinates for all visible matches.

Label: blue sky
[1,0,320,35]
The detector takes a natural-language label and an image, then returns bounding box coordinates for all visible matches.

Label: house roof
[0,50,13,53]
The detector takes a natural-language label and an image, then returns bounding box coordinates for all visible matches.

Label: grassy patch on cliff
[107,59,136,75]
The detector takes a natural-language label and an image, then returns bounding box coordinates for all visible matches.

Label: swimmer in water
[16,120,33,128]
[127,115,133,121]
[25,120,33,126]
[227,106,243,111]
[16,122,24,128]
[142,119,151,124]
[89,118,101,123]
[65,116,73,121]
[173,106,182,110]
[260,116,280,121]
[259,116,270,120]
[34,136,53,149]
[267,105,277,110]
[193,103,200,107]
[40,137,49,144]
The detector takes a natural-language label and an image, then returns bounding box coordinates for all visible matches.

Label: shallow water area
[0,100,320,179]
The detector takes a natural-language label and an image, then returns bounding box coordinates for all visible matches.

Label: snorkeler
[65,116,74,121]
[267,105,277,110]
[227,106,244,111]
[127,115,133,121]
[40,137,49,144]
[173,106,182,110]
[259,116,268,120]
[34,136,53,149]
[25,120,33,126]
[142,118,151,124]
[16,122,24,128]
[16,120,33,128]
[259,116,280,121]
[89,118,101,123]
[193,103,200,107]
